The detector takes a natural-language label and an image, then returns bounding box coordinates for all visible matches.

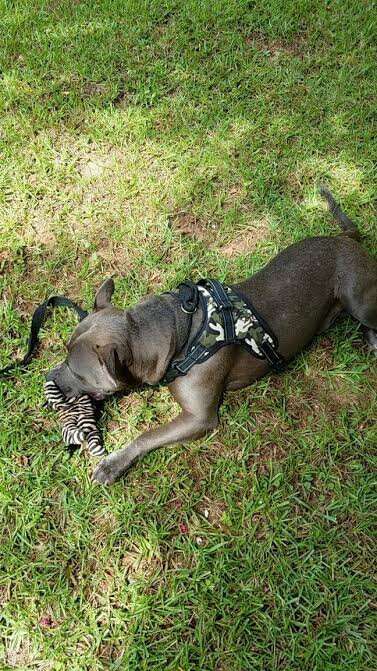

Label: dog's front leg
[93,366,226,485]
[93,409,218,485]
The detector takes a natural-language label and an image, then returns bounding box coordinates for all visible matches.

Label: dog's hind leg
[336,241,377,352]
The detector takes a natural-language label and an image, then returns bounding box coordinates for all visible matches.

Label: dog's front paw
[366,329,377,356]
[93,455,123,485]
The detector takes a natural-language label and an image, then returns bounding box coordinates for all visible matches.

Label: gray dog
[47,189,377,484]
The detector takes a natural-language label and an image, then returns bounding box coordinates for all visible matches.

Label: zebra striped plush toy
[44,380,106,457]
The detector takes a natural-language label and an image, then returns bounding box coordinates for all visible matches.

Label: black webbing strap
[165,343,209,382]
[0,296,88,378]
[258,340,285,373]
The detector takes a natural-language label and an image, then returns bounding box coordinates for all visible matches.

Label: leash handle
[0,296,88,378]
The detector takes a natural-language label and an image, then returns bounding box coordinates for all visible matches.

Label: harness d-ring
[181,304,197,314]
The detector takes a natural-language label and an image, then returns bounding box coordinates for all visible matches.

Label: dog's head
[47,279,131,400]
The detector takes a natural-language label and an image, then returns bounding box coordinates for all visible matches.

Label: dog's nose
[91,391,106,401]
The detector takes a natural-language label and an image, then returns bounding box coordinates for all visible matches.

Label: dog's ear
[94,278,115,311]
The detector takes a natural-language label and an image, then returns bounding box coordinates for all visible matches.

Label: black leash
[0,296,88,379]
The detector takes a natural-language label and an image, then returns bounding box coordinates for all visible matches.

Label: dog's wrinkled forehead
[68,308,120,349]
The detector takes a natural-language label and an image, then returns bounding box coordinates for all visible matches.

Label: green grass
[0,0,376,668]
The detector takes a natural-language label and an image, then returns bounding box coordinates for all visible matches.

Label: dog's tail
[319,185,360,240]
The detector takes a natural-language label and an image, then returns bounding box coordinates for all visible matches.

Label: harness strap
[166,279,236,382]
[166,343,209,381]
[163,279,286,384]
[204,279,235,340]
[0,296,88,378]
[176,280,199,314]
[259,340,285,373]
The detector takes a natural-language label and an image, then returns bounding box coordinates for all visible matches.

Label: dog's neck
[125,293,197,386]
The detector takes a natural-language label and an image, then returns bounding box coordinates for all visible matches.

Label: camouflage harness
[163,279,285,384]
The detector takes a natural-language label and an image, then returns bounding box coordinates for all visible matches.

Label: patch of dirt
[112,85,130,107]
[165,549,197,571]
[165,496,184,511]
[255,441,287,464]
[153,12,174,36]
[250,402,290,435]
[248,441,288,477]
[0,249,19,272]
[121,549,162,583]
[245,31,308,58]
[225,183,247,202]
[91,511,118,539]
[88,237,132,275]
[198,496,227,527]
[16,454,30,467]
[185,441,226,487]
[153,112,174,133]
[219,220,271,257]
[5,634,34,669]
[78,156,111,180]
[144,267,167,292]
[170,211,208,241]
[250,512,270,540]
[284,375,359,430]
[0,584,11,606]
[305,361,360,410]
[82,82,108,97]
[97,643,124,665]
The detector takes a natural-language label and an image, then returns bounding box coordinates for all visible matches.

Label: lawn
[0,0,376,669]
